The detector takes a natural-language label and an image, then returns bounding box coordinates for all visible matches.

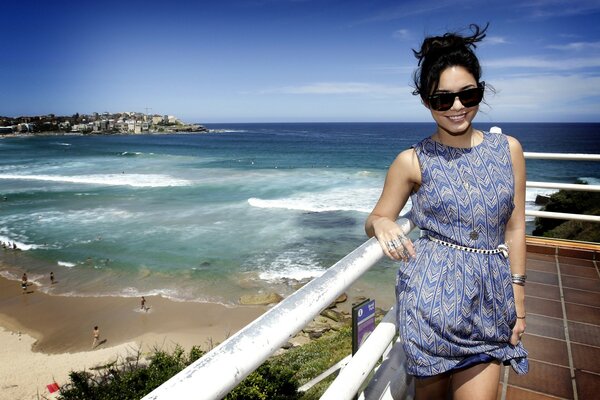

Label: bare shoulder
[389,148,420,183]
[505,135,526,173]
[505,135,524,154]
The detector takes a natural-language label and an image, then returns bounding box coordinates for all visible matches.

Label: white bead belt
[428,236,509,258]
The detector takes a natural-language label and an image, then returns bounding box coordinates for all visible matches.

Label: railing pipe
[524,152,600,161]
[142,219,414,400]
[526,181,600,192]
[321,307,397,400]
[526,210,600,223]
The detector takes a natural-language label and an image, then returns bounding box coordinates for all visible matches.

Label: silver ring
[386,241,396,250]
[397,233,409,243]
[391,238,402,248]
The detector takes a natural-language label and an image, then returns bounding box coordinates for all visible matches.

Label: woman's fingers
[379,233,414,261]
[397,232,416,259]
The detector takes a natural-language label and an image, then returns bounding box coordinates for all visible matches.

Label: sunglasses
[427,82,485,111]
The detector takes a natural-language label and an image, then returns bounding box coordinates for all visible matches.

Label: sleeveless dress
[398,131,529,377]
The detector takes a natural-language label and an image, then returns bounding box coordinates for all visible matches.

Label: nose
[450,95,464,110]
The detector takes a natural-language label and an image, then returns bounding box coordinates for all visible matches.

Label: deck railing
[142,149,599,400]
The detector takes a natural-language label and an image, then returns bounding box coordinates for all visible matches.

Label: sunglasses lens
[429,95,453,111]
[459,88,484,107]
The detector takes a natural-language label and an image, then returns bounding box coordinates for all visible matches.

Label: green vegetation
[533,182,600,243]
[57,326,353,400]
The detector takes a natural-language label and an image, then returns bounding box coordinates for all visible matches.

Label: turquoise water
[1,123,598,304]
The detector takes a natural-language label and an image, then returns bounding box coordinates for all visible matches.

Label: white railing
[143,150,598,400]
[142,221,414,400]
[524,152,600,223]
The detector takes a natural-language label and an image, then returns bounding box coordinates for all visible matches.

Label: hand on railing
[372,217,416,262]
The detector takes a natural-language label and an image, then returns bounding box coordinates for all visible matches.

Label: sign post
[352,298,376,355]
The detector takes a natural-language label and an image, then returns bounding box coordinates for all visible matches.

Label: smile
[447,113,467,122]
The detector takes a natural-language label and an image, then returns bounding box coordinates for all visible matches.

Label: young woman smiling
[365,24,528,399]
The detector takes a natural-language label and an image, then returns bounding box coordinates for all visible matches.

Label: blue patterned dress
[398,131,529,377]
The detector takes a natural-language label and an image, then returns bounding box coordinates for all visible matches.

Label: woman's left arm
[506,135,527,345]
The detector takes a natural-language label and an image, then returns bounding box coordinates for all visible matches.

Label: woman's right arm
[365,148,420,261]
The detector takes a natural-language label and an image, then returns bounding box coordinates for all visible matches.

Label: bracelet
[516,315,526,319]
[511,274,527,285]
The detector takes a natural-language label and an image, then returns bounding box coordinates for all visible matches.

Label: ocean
[1,122,599,306]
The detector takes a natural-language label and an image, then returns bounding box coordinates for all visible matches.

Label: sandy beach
[0,275,268,400]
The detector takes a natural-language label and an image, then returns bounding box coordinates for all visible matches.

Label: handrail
[526,210,600,223]
[524,152,600,161]
[526,181,600,192]
[142,220,415,400]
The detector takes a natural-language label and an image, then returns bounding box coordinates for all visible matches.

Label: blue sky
[2,0,600,123]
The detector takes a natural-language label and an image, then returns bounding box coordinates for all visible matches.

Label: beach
[0,275,268,400]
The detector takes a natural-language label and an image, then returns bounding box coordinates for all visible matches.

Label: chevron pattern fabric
[398,131,529,377]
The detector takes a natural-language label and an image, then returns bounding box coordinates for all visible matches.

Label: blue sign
[352,299,376,354]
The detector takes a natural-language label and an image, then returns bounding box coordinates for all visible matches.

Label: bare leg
[452,361,501,400]
[415,372,451,400]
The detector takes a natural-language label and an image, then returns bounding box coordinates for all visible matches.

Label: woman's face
[427,65,479,136]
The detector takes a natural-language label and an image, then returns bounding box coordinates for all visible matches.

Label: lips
[447,113,467,122]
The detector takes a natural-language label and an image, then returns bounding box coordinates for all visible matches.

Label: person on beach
[365,24,528,399]
[21,273,28,294]
[141,296,148,311]
[92,326,100,348]
[50,272,55,284]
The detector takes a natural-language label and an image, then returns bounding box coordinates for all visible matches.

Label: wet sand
[0,275,267,399]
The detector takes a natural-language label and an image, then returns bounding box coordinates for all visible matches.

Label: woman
[365,24,528,399]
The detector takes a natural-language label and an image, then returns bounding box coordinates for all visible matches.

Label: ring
[397,233,409,243]
[391,238,402,248]
[386,241,396,250]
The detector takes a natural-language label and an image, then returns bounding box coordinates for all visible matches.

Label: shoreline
[0,275,268,399]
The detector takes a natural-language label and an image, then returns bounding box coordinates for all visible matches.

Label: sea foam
[0,173,191,187]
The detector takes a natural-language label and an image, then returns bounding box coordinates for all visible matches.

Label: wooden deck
[498,237,600,399]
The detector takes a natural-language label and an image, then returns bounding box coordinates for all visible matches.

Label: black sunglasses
[427,82,485,111]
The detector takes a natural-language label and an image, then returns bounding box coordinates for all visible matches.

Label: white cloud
[392,29,411,40]
[484,73,600,121]
[517,0,600,18]
[484,56,600,70]
[546,41,600,51]
[482,36,508,46]
[263,82,410,97]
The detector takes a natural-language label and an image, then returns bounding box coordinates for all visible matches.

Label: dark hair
[412,23,488,103]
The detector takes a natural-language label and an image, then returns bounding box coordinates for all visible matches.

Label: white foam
[0,270,20,281]
[0,235,39,250]
[579,176,600,185]
[58,261,76,268]
[0,173,192,187]
[208,129,248,133]
[256,249,326,282]
[248,186,387,214]
[27,208,137,224]
[525,187,559,203]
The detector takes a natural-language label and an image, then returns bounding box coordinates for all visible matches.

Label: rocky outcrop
[239,292,283,305]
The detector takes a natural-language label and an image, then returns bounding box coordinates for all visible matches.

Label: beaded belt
[428,236,509,258]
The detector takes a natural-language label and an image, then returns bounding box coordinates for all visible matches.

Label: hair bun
[413,23,488,66]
